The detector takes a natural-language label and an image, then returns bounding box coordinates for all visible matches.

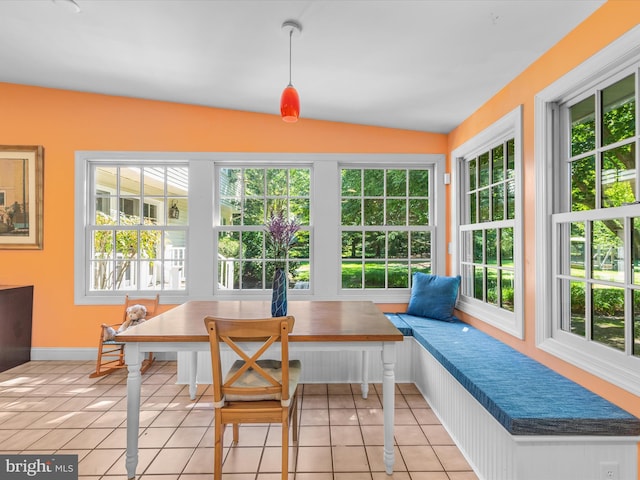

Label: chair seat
[224,359,302,402]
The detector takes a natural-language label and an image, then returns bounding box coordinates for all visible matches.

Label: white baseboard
[30,347,177,362]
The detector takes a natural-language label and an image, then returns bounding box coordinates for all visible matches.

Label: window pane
[388,261,409,288]
[479,188,490,222]
[364,231,384,258]
[602,74,635,146]
[289,230,309,258]
[492,185,504,221]
[115,260,138,290]
[592,219,624,282]
[290,198,310,224]
[634,290,640,357]
[388,231,408,258]
[473,266,484,301]
[506,139,515,177]
[410,231,430,259]
[492,144,504,183]
[219,231,239,259]
[165,230,186,290]
[243,231,263,259]
[93,229,114,259]
[220,168,241,197]
[592,285,625,352]
[244,168,264,196]
[167,198,187,226]
[602,143,636,208]
[386,199,406,225]
[633,218,640,285]
[506,180,515,220]
[570,222,586,277]
[469,192,477,224]
[364,261,385,288]
[468,158,477,190]
[473,230,483,263]
[290,169,310,196]
[486,229,497,265]
[342,169,361,196]
[341,199,361,225]
[571,156,596,211]
[500,227,513,267]
[243,198,264,225]
[363,199,384,225]
[500,270,514,312]
[408,199,428,225]
[218,259,238,289]
[478,153,490,188]
[241,260,263,289]
[566,280,586,337]
[266,168,287,196]
[342,231,362,258]
[386,169,406,196]
[409,170,428,196]
[292,261,309,289]
[364,170,384,196]
[342,261,362,288]
[570,95,596,156]
[487,268,498,306]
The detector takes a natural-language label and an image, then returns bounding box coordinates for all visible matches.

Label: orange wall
[446,0,640,429]
[0,82,446,351]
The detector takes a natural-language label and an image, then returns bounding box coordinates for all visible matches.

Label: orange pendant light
[280,20,302,123]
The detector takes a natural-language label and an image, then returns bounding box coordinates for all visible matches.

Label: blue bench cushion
[385,313,640,436]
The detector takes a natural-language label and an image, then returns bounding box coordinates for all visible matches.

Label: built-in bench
[386,312,640,480]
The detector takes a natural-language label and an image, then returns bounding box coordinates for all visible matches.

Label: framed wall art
[0,145,44,249]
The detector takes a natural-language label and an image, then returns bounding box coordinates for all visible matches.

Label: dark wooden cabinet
[0,285,33,372]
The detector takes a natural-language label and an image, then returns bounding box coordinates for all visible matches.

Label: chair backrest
[122,294,160,322]
[204,316,295,405]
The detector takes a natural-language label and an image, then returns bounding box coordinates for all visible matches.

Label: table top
[117,300,403,343]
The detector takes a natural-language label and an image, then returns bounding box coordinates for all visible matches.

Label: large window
[340,167,433,289]
[87,163,188,293]
[216,166,311,291]
[76,153,445,304]
[536,25,640,394]
[453,107,523,338]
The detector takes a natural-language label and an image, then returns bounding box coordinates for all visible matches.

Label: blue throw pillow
[406,273,461,322]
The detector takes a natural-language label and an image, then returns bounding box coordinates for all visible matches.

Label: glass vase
[271,267,288,317]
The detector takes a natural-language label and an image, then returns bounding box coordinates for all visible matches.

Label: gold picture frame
[0,145,44,249]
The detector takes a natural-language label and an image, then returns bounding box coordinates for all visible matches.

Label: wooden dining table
[118,300,404,478]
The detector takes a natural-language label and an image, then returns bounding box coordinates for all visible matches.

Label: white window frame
[76,152,445,305]
[535,25,640,395]
[451,106,524,338]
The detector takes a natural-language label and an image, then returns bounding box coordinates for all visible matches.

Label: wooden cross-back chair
[89,294,159,378]
[204,315,301,480]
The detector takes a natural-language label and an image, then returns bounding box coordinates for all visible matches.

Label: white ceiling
[0,0,606,133]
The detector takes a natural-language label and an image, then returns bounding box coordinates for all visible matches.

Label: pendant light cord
[288,28,293,87]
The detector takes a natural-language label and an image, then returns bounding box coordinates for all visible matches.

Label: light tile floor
[0,360,478,480]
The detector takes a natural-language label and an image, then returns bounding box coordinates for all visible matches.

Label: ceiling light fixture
[280,20,302,123]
